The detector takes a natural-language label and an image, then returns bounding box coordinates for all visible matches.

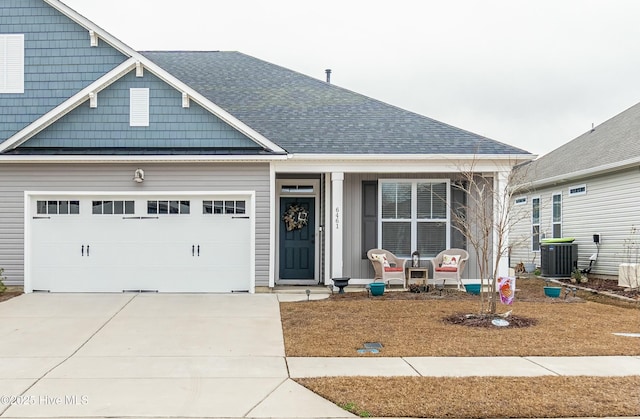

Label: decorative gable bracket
[89,92,97,108]
[136,61,144,77]
[89,30,98,47]
[182,92,190,108]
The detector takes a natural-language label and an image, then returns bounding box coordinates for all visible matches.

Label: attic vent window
[130,88,149,127]
[515,197,527,205]
[0,34,24,94]
[569,185,586,196]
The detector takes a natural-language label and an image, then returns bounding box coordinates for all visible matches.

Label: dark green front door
[279,197,315,280]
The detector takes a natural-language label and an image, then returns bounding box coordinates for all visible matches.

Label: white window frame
[378,179,450,257]
[129,88,149,127]
[552,192,562,238]
[568,184,587,196]
[0,34,25,94]
[531,196,540,252]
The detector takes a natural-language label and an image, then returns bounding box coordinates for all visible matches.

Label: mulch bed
[0,290,22,303]
[556,276,640,299]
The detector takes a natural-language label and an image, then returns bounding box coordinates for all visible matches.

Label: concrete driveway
[0,293,350,418]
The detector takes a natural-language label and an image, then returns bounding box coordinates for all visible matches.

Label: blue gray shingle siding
[0,0,127,142]
[18,69,264,152]
[141,51,531,155]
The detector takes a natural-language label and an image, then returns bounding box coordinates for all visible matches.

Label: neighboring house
[510,102,640,277]
[0,0,533,293]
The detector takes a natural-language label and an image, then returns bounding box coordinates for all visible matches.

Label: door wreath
[282,204,309,231]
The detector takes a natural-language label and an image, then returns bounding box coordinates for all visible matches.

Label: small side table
[406,267,429,288]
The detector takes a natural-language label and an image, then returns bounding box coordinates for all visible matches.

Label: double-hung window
[0,34,24,94]
[379,180,449,257]
[532,197,540,251]
[552,193,562,238]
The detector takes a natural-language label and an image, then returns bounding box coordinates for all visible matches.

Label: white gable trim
[0,57,286,154]
[41,0,286,154]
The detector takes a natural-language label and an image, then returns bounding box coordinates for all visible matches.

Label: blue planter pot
[544,286,562,298]
[465,283,482,295]
[369,282,385,296]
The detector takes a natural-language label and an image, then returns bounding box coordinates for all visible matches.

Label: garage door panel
[29,195,253,293]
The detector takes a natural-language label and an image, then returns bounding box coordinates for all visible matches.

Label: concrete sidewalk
[287,355,640,378]
[0,292,638,419]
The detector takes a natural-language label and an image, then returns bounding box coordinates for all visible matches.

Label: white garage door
[27,193,254,293]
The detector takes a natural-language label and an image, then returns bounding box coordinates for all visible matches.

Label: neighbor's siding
[0,0,127,141]
[510,167,640,276]
[0,163,271,287]
[342,173,483,281]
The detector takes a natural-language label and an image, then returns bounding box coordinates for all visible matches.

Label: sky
[61,0,640,157]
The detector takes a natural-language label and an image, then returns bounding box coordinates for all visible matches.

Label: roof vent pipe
[325,69,332,83]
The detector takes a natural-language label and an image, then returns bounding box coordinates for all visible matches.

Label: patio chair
[433,249,469,290]
[367,248,407,287]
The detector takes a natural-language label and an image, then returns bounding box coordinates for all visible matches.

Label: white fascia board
[0,154,287,163]
[523,155,640,190]
[43,1,285,154]
[0,59,138,153]
[275,153,535,173]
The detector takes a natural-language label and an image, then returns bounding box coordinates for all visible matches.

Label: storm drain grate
[357,342,383,354]
[363,342,383,349]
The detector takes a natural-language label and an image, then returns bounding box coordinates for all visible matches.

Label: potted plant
[543,278,562,298]
[369,282,385,296]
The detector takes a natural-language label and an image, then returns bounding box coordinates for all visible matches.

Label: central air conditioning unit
[541,243,578,277]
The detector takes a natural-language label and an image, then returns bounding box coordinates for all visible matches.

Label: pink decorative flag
[498,276,516,305]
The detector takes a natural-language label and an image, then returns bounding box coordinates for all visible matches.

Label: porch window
[532,197,540,251]
[379,180,449,257]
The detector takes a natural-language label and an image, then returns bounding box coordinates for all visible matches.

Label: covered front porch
[269,155,518,289]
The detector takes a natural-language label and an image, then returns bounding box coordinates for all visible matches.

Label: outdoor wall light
[133,168,145,183]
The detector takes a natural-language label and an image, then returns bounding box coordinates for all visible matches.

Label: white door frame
[275,179,320,285]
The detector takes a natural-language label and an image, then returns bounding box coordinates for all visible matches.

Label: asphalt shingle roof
[142,51,531,156]
[521,101,640,182]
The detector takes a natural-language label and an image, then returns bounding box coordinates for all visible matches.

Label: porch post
[331,172,344,279]
[493,170,510,278]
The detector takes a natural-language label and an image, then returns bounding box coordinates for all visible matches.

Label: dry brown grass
[283,278,640,417]
[297,376,640,418]
[281,278,640,357]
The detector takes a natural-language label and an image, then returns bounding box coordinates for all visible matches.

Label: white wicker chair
[367,248,407,287]
[432,249,469,290]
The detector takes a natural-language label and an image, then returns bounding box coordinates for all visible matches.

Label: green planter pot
[465,283,482,295]
[369,282,385,296]
[544,286,562,298]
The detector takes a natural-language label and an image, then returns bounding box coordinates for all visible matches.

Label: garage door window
[203,200,246,215]
[147,200,190,215]
[37,200,80,215]
[93,200,135,215]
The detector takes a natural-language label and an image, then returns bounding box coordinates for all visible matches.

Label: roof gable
[0,0,128,141]
[522,101,640,184]
[15,69,264,154]
[142,51,532,156]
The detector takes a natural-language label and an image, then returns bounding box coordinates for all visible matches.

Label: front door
[279,197,315,280]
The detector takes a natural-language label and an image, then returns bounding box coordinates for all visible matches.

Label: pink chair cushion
[384,267,404,272]
[435,266,458,272]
